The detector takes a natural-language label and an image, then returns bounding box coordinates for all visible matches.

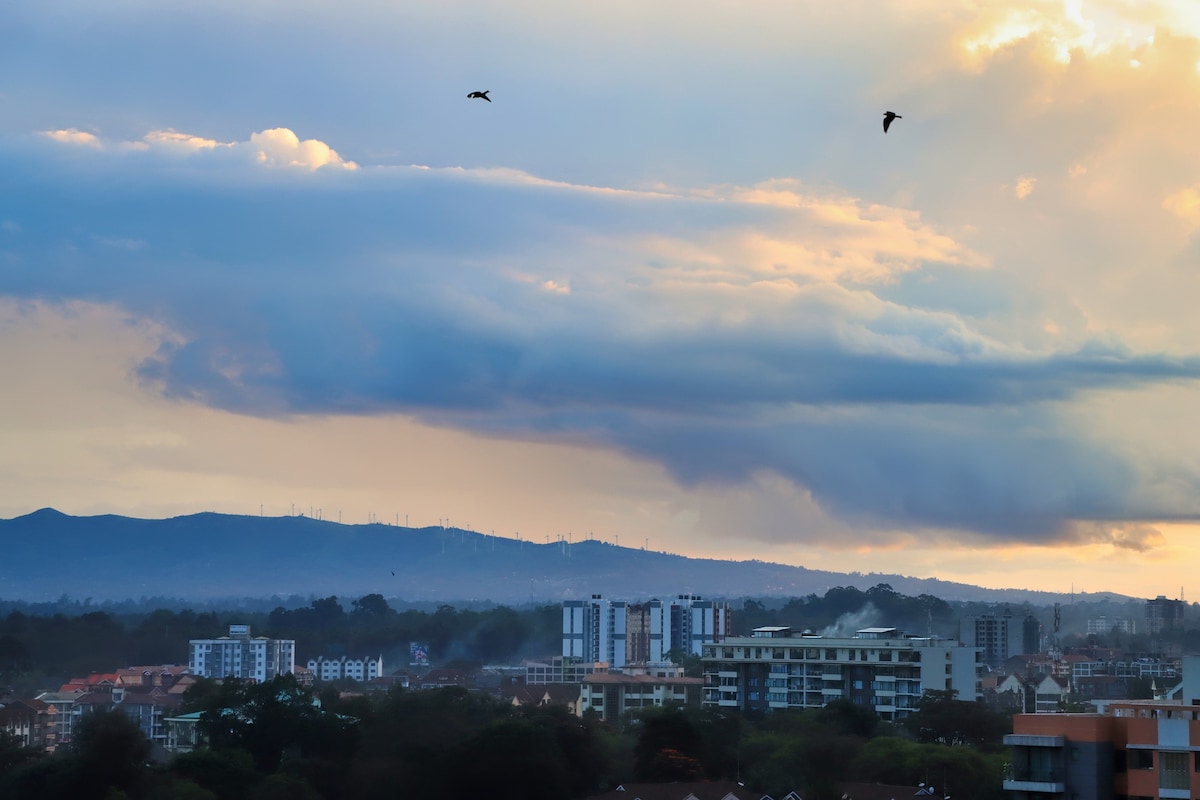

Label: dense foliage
[0,678,1011,800]
[0,598,562,695]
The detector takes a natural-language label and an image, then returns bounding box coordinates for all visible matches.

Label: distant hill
[0,508,1119,605]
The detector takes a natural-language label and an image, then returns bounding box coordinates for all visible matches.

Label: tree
[191,675,356,773]
[73,708,152,800]
[350,594,390,619]
[168,748,259,800]
[904,689,1009,750]
[633,706,702,780]
[664,647,704,677]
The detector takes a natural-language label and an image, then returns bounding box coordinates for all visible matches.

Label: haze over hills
[0,508,1124,605]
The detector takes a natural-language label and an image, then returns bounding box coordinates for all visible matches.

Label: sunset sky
[4,0,1200,598]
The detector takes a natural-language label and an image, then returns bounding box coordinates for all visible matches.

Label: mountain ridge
[0,509,1125,605]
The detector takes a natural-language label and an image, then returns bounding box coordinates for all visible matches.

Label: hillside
[0,508,1117,604]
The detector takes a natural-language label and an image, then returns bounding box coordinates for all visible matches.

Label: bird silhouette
[467,90,491,102]
[883,111,901,133]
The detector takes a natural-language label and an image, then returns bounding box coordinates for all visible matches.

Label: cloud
[43,128,100,147]
[1070,521,1167,552]
[142,129,227,154]
[1163,186,1200,220]
[39,126,356,171]
[247,127,357,171]
[8,0,1200,556]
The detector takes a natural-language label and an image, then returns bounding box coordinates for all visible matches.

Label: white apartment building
[701,626,982,721]
[1087,616,1136,635]
[564,594,732,668]
[189,624,296,682]
[306,655,384,682]
[563,596,628,669]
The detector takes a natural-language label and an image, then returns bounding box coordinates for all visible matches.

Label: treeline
[0,678,1012,800]
[737,584,960,637]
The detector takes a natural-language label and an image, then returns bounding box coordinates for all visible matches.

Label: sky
[4,0,1200,598]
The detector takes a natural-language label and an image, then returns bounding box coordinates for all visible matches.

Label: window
[1130,750,1153,770]
[1160,751,1188,791]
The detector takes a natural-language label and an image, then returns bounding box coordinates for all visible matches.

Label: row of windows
[707,646,919,661]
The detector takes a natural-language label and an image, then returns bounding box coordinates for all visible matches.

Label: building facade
[564,594,732,668]
[0,699,55,750]
[578,673,704,724]
[1146,596,1186,635]
[1087,616,1136,635]
[525,656,606,685]
[189,624,296,682]
[306,655,384,682]
[964,609,1037,669]
[1004,654,1200,799]
[701,626,981,721]
[563,596,629,669]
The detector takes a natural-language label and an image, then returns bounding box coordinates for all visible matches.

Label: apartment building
[701,625,982,720]
[1004,654,1200,799]
[963,609,1039,669]
[306,654,384,682]
[564,596,629,669]
[578,673,704,724]
[564,594,732,668]
[1146,596,1186,635]
[189,624,295,682]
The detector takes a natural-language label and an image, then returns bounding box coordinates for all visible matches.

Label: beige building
[577,673,703,724]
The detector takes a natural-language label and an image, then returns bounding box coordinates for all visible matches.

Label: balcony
[1002,767,1065,794]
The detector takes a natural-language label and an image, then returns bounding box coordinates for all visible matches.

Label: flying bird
[883,111,901,133]
[467,90,491,102]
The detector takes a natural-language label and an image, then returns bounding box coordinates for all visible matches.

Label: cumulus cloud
[43,128,100,146]
[40,126,356,171]
[1014,176,1037,199]
[247,127,356,171]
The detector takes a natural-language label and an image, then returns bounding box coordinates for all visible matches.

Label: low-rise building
[306,655,384,682]
[578,673,703,724]
[0,698,55,750]
[701,625,981,720]
[1004,654,1200,799]
[524,656,607,685]
[507,683,580,712]
[73,685,183,750]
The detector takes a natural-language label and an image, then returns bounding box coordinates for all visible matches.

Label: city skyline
[4,1,1200,598]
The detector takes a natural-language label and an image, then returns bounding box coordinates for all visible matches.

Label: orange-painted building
[1006,662,1200,800]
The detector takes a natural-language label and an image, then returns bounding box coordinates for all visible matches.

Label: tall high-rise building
[1145,595,1185,635]
[564,594,732,668]
[963,607,1030,669]
[189,624,296,682]
[562,596,628,668]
